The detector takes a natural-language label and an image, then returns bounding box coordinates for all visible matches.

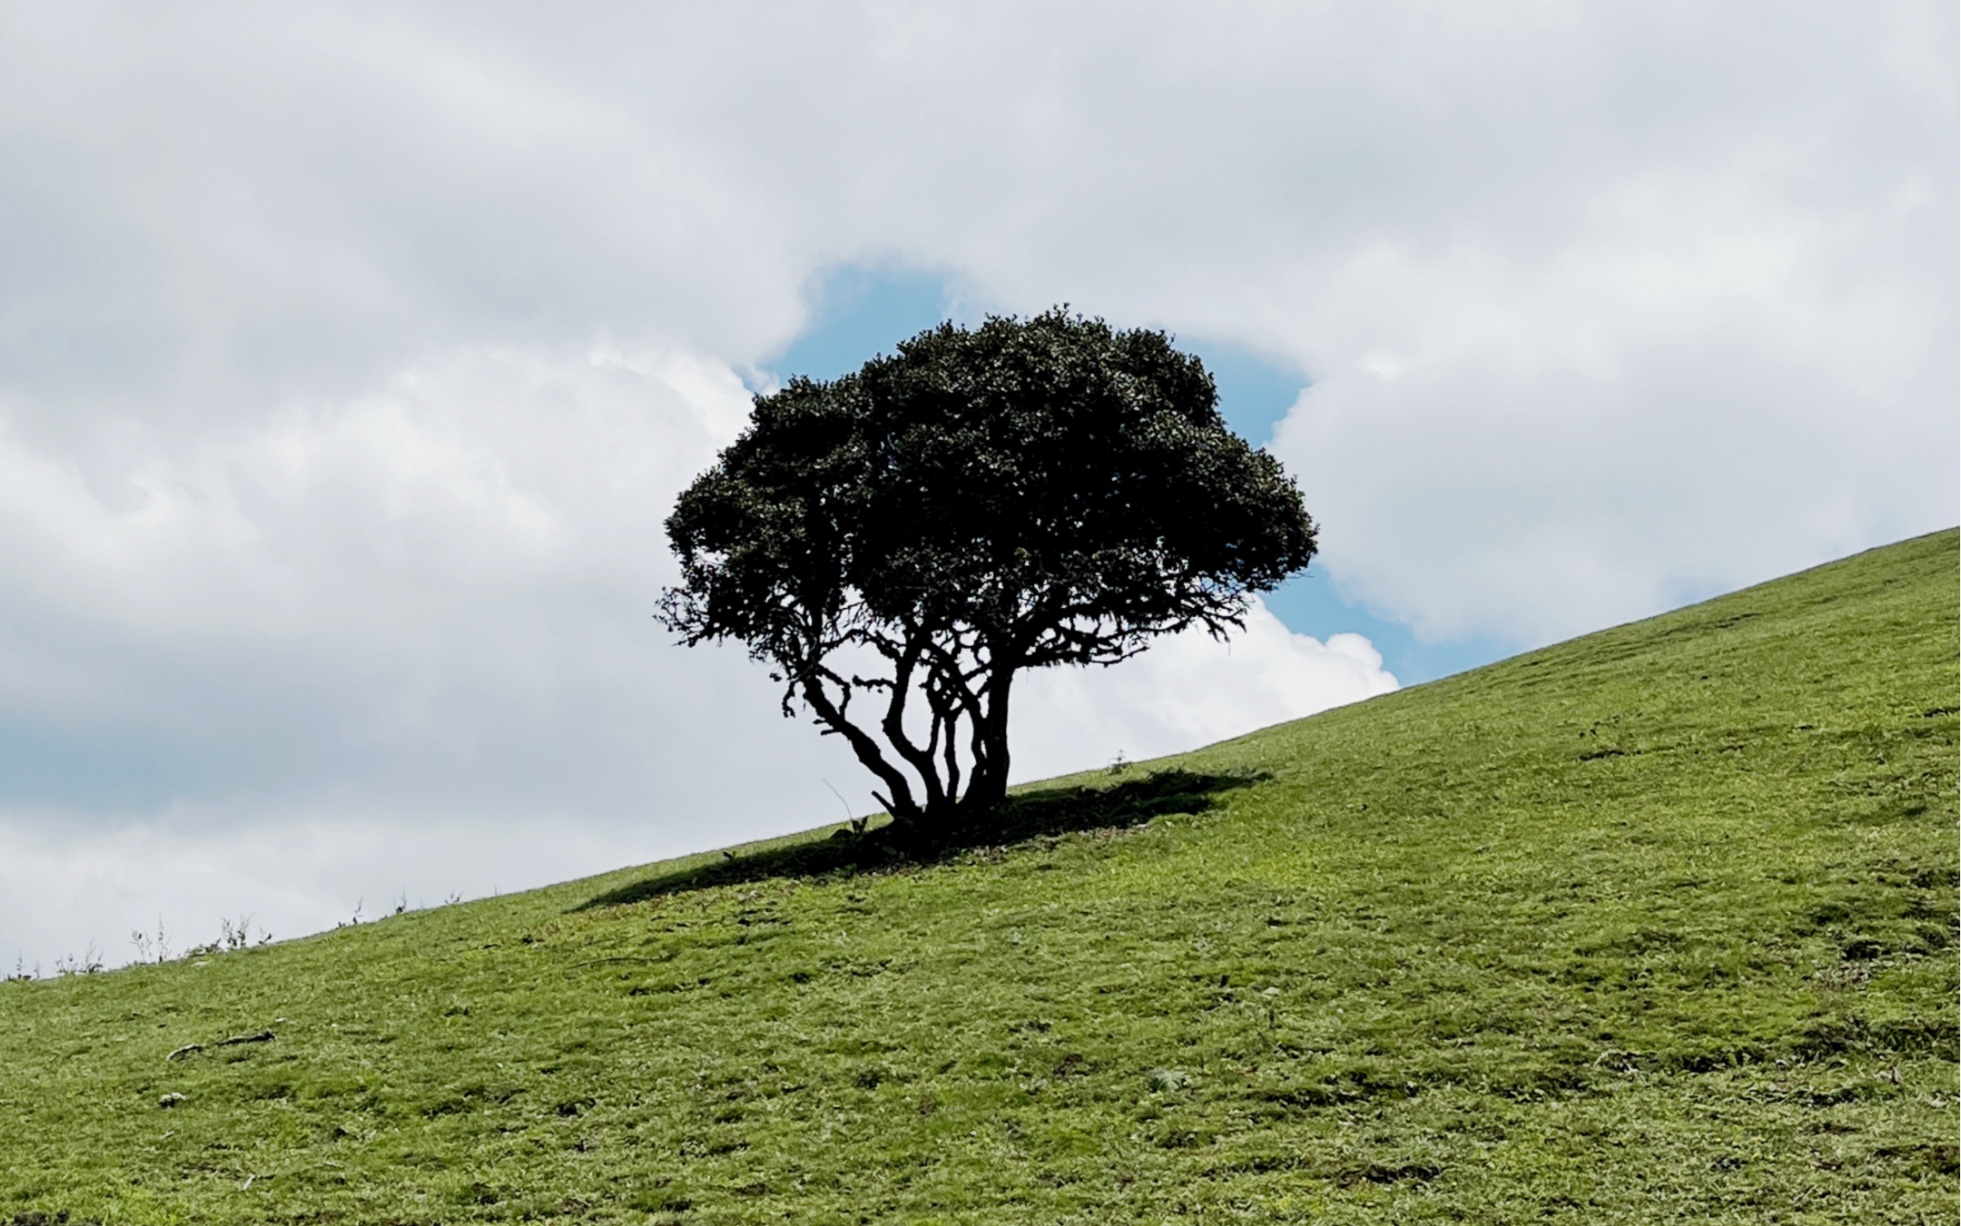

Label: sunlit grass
[1,530,1954,1223]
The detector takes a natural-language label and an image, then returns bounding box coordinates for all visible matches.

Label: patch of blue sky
[1181,341,1304,450]
[765,263,1513,685]
[758,262,979,388]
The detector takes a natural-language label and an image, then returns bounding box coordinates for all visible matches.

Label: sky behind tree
[0,1,1952,971]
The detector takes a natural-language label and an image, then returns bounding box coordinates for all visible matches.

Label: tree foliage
[659,309,1316,838]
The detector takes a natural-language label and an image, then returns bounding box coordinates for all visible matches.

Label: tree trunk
[957,668,1014,818]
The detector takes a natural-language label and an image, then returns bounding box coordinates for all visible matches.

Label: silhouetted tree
[659,309,1316,841]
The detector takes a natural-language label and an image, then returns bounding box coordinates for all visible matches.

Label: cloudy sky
[1,1,1952,971]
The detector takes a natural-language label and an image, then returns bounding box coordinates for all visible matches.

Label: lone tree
[659,309,1316,842]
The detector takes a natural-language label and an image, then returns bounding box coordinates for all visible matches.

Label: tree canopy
[659,309,1316,839]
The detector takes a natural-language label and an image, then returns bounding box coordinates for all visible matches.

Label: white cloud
[0,341,843,816]
[1012,601,1399,782]
[1268,183,1953,642]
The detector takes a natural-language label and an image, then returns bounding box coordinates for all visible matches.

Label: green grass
[2,530,1956,1224]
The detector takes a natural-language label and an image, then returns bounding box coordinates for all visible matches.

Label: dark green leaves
[659,308,1317,826]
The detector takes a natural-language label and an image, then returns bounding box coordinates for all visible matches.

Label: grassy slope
[1,530,1955,1225]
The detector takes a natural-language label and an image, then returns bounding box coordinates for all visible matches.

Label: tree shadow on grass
[574,767,1265,911]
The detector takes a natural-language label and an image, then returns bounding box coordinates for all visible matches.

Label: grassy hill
[1,530,1955,1225]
